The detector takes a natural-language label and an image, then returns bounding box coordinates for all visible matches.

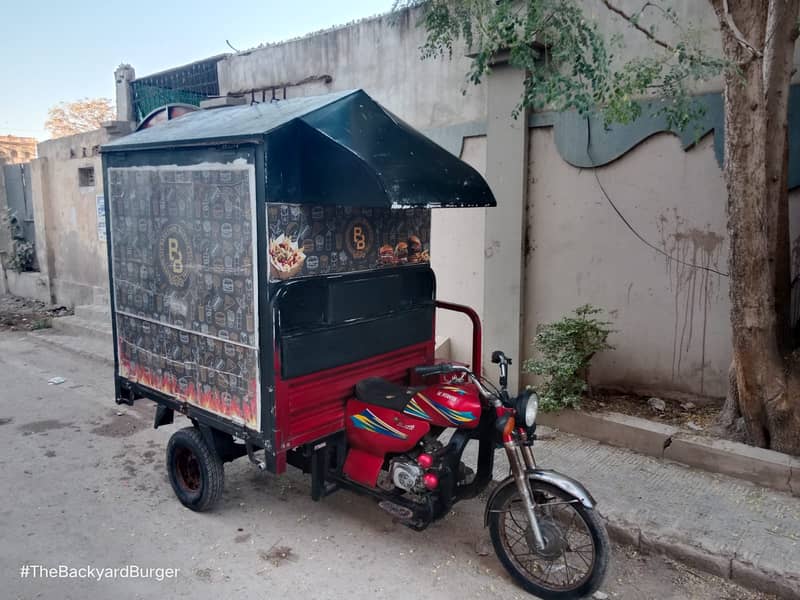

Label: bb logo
[353,226,366,251]
[168,238,183,274]
[345,219,373,260]
[159,224,193,288]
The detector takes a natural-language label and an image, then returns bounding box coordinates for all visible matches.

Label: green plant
[30,318,52,331]
[8,240,35,272]
[523,304,613,411]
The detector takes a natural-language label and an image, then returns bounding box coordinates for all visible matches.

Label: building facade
[15,3,800,400]
[0,135,36,165]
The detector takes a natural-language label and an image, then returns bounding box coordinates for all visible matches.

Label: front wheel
[488,481,609,599]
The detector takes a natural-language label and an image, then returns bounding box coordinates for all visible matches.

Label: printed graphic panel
[267,204,431,281]
[108,164,260,430]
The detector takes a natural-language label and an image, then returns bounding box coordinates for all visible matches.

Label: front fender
[483,469,597,526]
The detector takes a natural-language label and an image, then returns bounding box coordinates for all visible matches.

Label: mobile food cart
[101,89,609,599]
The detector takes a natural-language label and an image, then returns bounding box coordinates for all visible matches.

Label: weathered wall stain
[657,209,725,394]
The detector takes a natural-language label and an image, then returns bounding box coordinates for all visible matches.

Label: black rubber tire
[488,481,610,599]
[166,426,224,512]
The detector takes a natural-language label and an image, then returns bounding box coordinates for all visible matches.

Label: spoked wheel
[166,427,224,512]
[488,481,609,599]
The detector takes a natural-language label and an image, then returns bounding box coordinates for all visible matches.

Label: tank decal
[419,393,476,425]
[403,397,432,421]
[350,408,409,440]
[440,385,468,396]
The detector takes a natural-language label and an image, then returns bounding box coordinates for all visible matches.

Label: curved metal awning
[102,89,495,209]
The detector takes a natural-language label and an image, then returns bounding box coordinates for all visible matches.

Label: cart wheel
[166,426,224,512]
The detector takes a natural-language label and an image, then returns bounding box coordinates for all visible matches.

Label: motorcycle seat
[354,377,421,412]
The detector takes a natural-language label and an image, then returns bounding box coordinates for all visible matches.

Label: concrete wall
[218,8,486,131]
[525,129,730,398]
[431,136,487,366]
[210,3,745,397]
[34,129,110,307]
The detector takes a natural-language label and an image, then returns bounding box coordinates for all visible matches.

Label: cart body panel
[101,89,494,473]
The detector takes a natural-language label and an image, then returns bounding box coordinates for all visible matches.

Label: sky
[0,0,396,142]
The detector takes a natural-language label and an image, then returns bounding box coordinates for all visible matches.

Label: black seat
[355,377,419,412]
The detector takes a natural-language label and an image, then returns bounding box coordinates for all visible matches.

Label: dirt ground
[583,390,722,434]
[0,331,776,600]
[0,294,71,331]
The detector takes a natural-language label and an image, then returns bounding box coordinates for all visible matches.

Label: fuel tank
[343,382,482,487]
[345,382,481,453]
[404,382,482,430]
[344,398,430,486]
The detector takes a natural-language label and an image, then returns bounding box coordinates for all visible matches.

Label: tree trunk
[711,0,800,454]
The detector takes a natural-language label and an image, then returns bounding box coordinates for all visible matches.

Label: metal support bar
[435,300,482,373]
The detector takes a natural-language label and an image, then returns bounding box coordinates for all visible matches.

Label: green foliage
[9,240,36,273]
[2,209,36,272]
[523,304,613,411]
[30,318,51,331]
[393,0,728,130]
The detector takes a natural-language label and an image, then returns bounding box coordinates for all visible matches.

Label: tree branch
[722,0,763,57]
[600,0,675,52]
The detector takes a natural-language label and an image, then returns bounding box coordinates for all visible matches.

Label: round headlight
[516,390,539,428]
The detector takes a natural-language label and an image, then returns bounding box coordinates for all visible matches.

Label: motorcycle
[320,349,610,599]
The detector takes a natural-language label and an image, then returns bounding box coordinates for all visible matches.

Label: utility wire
[585,117,730,278]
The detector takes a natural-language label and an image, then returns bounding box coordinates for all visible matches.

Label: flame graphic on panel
[119,341,259,429]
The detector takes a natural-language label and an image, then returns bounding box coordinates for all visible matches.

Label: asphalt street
[0,330,772,600]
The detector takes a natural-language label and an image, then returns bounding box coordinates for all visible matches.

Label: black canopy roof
[102,89,496,209]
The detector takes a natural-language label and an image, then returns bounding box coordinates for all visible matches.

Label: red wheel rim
[174,446,202,493]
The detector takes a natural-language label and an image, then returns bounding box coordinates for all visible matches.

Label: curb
[600,512,800,599]
[27,329,114,366]
[539,410,800,497]
[487,464,800,599]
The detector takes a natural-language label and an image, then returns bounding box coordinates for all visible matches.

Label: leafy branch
[523,304,614,411]
[393,0,730,131]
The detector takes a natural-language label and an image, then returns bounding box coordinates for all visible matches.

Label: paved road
[0,330,772,599]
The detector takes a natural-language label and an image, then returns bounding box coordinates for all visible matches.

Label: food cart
[101,90,610,599]
[101,89,494,475]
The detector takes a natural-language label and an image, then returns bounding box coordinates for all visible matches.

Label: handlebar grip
[414,364,454,376]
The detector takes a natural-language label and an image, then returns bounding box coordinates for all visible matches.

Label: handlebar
[414,364,501,407]
[413,364,456,377]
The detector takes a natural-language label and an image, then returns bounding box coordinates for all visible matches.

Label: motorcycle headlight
[516,389,539,428]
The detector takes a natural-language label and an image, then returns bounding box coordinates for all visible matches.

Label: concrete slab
[50,315,112,343]
[494,434,800,599]
[74,304,111,323]
[664,433,799,495]
[539,410,678,457]
[29,329,113,366]
[5,270,51,304]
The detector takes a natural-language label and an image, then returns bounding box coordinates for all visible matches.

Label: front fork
[503,434,546,550]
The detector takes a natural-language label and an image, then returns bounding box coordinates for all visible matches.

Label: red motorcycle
[297,350,610,599]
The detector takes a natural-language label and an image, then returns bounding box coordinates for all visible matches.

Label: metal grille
[131,56,223,121]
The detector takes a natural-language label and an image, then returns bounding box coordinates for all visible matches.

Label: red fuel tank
[343,382,481,487]
[403,383,482,429]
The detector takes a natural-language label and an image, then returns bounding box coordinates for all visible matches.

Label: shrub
[9,240,36,272]
[523,304,614,412]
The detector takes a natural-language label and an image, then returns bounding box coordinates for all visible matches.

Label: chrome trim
[529,469,596,509]
[504,442,545,550]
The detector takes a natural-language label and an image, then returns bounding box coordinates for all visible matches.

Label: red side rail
[435,300,482,374]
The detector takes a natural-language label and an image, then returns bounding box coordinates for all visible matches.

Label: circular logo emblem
[345,218,374,260]
[158,223,193,288]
